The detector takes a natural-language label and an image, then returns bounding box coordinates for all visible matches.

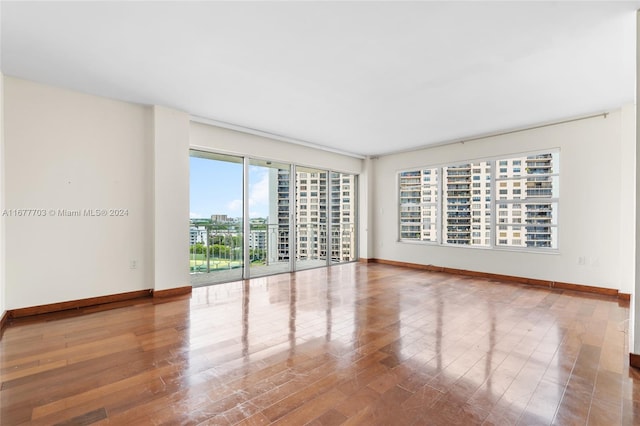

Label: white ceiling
[2,1,639,157]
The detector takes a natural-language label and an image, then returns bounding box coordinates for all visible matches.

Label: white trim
[383,112,606,157]
[395,147,561,175]
[190,115,367,160]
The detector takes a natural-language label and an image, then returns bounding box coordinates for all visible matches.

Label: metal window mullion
[354,174,359,261]
[290,164,296,272]
[243,157,250,279]
[326,169,332,267]
[397,172,401,241]
[490,160,496,249]
[437,167,443,245]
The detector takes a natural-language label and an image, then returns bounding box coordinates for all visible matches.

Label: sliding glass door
[248,159,292,277]
[189,152,244,286]
[190,150,358,285]
[295,167,328,271]
[330,172,357,264]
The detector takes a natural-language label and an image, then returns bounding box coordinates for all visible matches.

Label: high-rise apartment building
[269,168,291,262]
[248,228,267,254]
[330,172,356,262]
[269,169,356,263]
[399,169,438,241]
[524,153,555,248]
[445,162,491,246]
[399,153,557,248]
[495,153,556,248]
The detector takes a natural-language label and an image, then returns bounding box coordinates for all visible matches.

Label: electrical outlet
[130,260,137,270]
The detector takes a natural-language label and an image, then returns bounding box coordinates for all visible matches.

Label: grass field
[189,257,267,272]
[189,258,242,271]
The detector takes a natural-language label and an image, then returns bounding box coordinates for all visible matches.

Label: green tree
[212,244,230,258]
[190,243,205,254]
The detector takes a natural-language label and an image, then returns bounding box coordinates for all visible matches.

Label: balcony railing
[190,221,357,278]
[526,189,553,197]
[447,212,471,218]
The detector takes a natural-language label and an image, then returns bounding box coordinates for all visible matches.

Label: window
[399,167,438,242]
[443,161,490,246]
[398,150,559,250]
[494,152,559,248]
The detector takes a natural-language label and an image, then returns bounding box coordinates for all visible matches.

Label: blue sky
[190,157,270,219]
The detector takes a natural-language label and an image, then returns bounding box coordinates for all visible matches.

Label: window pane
[331,172,357,263]
[296,167,328,270]
[494,152,559,249]
[398,151,558,251]
[189,151,244,286]
[444,161,490,246]
[399,168,438,242]
[248,160,291,277]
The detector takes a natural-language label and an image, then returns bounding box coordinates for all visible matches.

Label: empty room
[2,1,640,425]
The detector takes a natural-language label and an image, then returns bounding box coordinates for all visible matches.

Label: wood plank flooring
[1,263,638,425]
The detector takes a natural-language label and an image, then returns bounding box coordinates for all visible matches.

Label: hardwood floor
[1,263,638,425]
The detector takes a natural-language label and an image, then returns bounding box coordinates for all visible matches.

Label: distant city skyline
[190,157,270,220]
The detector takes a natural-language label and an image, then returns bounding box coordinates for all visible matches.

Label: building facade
[399,152,557,248]
[269,168,357,264]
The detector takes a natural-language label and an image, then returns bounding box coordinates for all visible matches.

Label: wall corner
[152,106,191,291]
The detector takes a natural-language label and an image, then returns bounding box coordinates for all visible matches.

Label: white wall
[359,157,375,260]
[0,0,4,320]
[3,77,153,309]
[0,71,5,317]
[621,103,636,295]
[634,11,640,353]
[373,110,632,291]
[154,106,190,291]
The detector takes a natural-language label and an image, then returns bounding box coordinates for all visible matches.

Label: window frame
[397,149,560,253]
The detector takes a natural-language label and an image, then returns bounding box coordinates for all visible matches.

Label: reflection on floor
[1,263,638,425]
[190,259,331,286]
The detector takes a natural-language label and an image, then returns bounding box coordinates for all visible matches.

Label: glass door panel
[330,172,357,264]
[189,151,244,286]
[295,167,328,271]
[248,160,292,277]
